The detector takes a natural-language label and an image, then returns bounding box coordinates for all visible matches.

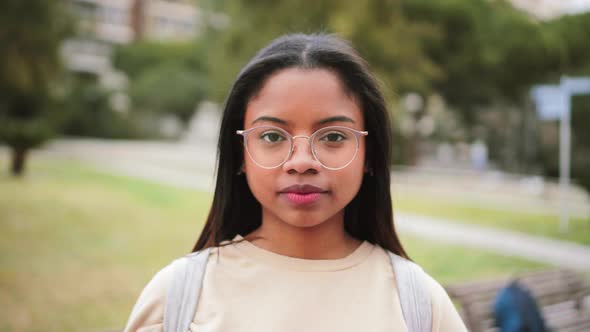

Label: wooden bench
[445,269,590,332]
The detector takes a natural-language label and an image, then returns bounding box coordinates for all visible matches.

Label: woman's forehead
[244,68,363,128]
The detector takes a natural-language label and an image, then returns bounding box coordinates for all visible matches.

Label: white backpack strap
[388,251,433,332]
[164,248,211,332]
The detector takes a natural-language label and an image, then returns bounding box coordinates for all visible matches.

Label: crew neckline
[226,234,374,271]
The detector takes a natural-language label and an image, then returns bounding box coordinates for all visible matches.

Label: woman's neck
[244,211,362,260]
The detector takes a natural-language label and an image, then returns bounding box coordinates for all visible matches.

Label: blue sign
[530,85,568,120]
[561,77,590,95]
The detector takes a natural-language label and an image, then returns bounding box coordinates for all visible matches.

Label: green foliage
[113,41,209,125]
[113,1,590,191]
[0,0,71,127]
[0,1,70,99]
[570,95,590,193]
[0,117,54,149]
[113,41,207,79]
[401,0,553,123]
[544,12,590,74]
[0,0,72,174]
[204,0,443,101]
[201,0,590,190]
[206,0,589,112]
[130,63,208,123]
[61,74,147,139]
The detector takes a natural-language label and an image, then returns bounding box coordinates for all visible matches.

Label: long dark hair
[193,33,408,259]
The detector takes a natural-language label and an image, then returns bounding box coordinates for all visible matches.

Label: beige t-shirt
[124,235,467,332]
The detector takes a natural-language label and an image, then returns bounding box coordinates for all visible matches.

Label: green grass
[394,194,590,246]
[403,237,545,284]
[0,157,547,331]
[0,159,212,332]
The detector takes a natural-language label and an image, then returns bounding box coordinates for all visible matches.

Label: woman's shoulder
[422,271,468,331]
[123,249,212,332]
[380,248,467,331]
[123,262,175,331]
[380,249,451,302]
[378,249,439,289]
[136,249,213,299]
[137,262,176,302]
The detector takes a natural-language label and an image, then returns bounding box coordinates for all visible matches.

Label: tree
[131,63,208,124]
[202,0,590,173]
[60,73,146,139]
[113,41,207,80]
[204,0,442,102]
[113,41,209,127]
[0,0,71,176]
[401,0,552,121]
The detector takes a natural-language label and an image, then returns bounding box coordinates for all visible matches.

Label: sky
[509,0,590,19]
[563,0,590,14]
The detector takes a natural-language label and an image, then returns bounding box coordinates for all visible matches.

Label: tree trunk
[10,147,28,177]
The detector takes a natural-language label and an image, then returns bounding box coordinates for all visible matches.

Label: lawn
[394,192,590,246]
[0,157,546,331]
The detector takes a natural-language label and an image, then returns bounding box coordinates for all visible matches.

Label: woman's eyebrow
[251,115,355,126]
[251,116,288,125]
[316,116,355,125]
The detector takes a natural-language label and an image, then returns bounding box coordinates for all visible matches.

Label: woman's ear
[237,163,245,175]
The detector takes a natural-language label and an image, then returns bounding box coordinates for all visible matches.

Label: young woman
[124,33,467,332]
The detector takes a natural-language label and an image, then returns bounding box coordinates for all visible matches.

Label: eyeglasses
[236,125,368,170]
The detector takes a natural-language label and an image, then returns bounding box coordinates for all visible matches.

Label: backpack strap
[163,248,211,332]
[388,251,433,332]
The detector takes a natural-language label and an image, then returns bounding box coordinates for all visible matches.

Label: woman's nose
[282,137,322,173]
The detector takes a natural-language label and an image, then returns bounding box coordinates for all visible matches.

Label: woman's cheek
[245,170,276,205]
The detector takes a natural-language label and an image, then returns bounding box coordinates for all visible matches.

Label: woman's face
[242,68,366,229]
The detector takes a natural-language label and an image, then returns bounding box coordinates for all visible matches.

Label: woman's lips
[279,184,326,193]
[282,192,326,205]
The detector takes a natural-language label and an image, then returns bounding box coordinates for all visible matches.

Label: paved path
[395,213,590,271]
[32,140,590,271]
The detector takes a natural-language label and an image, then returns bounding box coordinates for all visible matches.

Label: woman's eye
[320,132,346,142]
[260,132,285,143]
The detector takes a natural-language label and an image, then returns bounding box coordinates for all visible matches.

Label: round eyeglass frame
[236,125,368,170]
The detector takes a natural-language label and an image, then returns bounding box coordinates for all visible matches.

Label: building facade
[63,0,202,76]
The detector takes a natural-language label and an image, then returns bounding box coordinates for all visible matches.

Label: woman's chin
[281,215,330,229]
